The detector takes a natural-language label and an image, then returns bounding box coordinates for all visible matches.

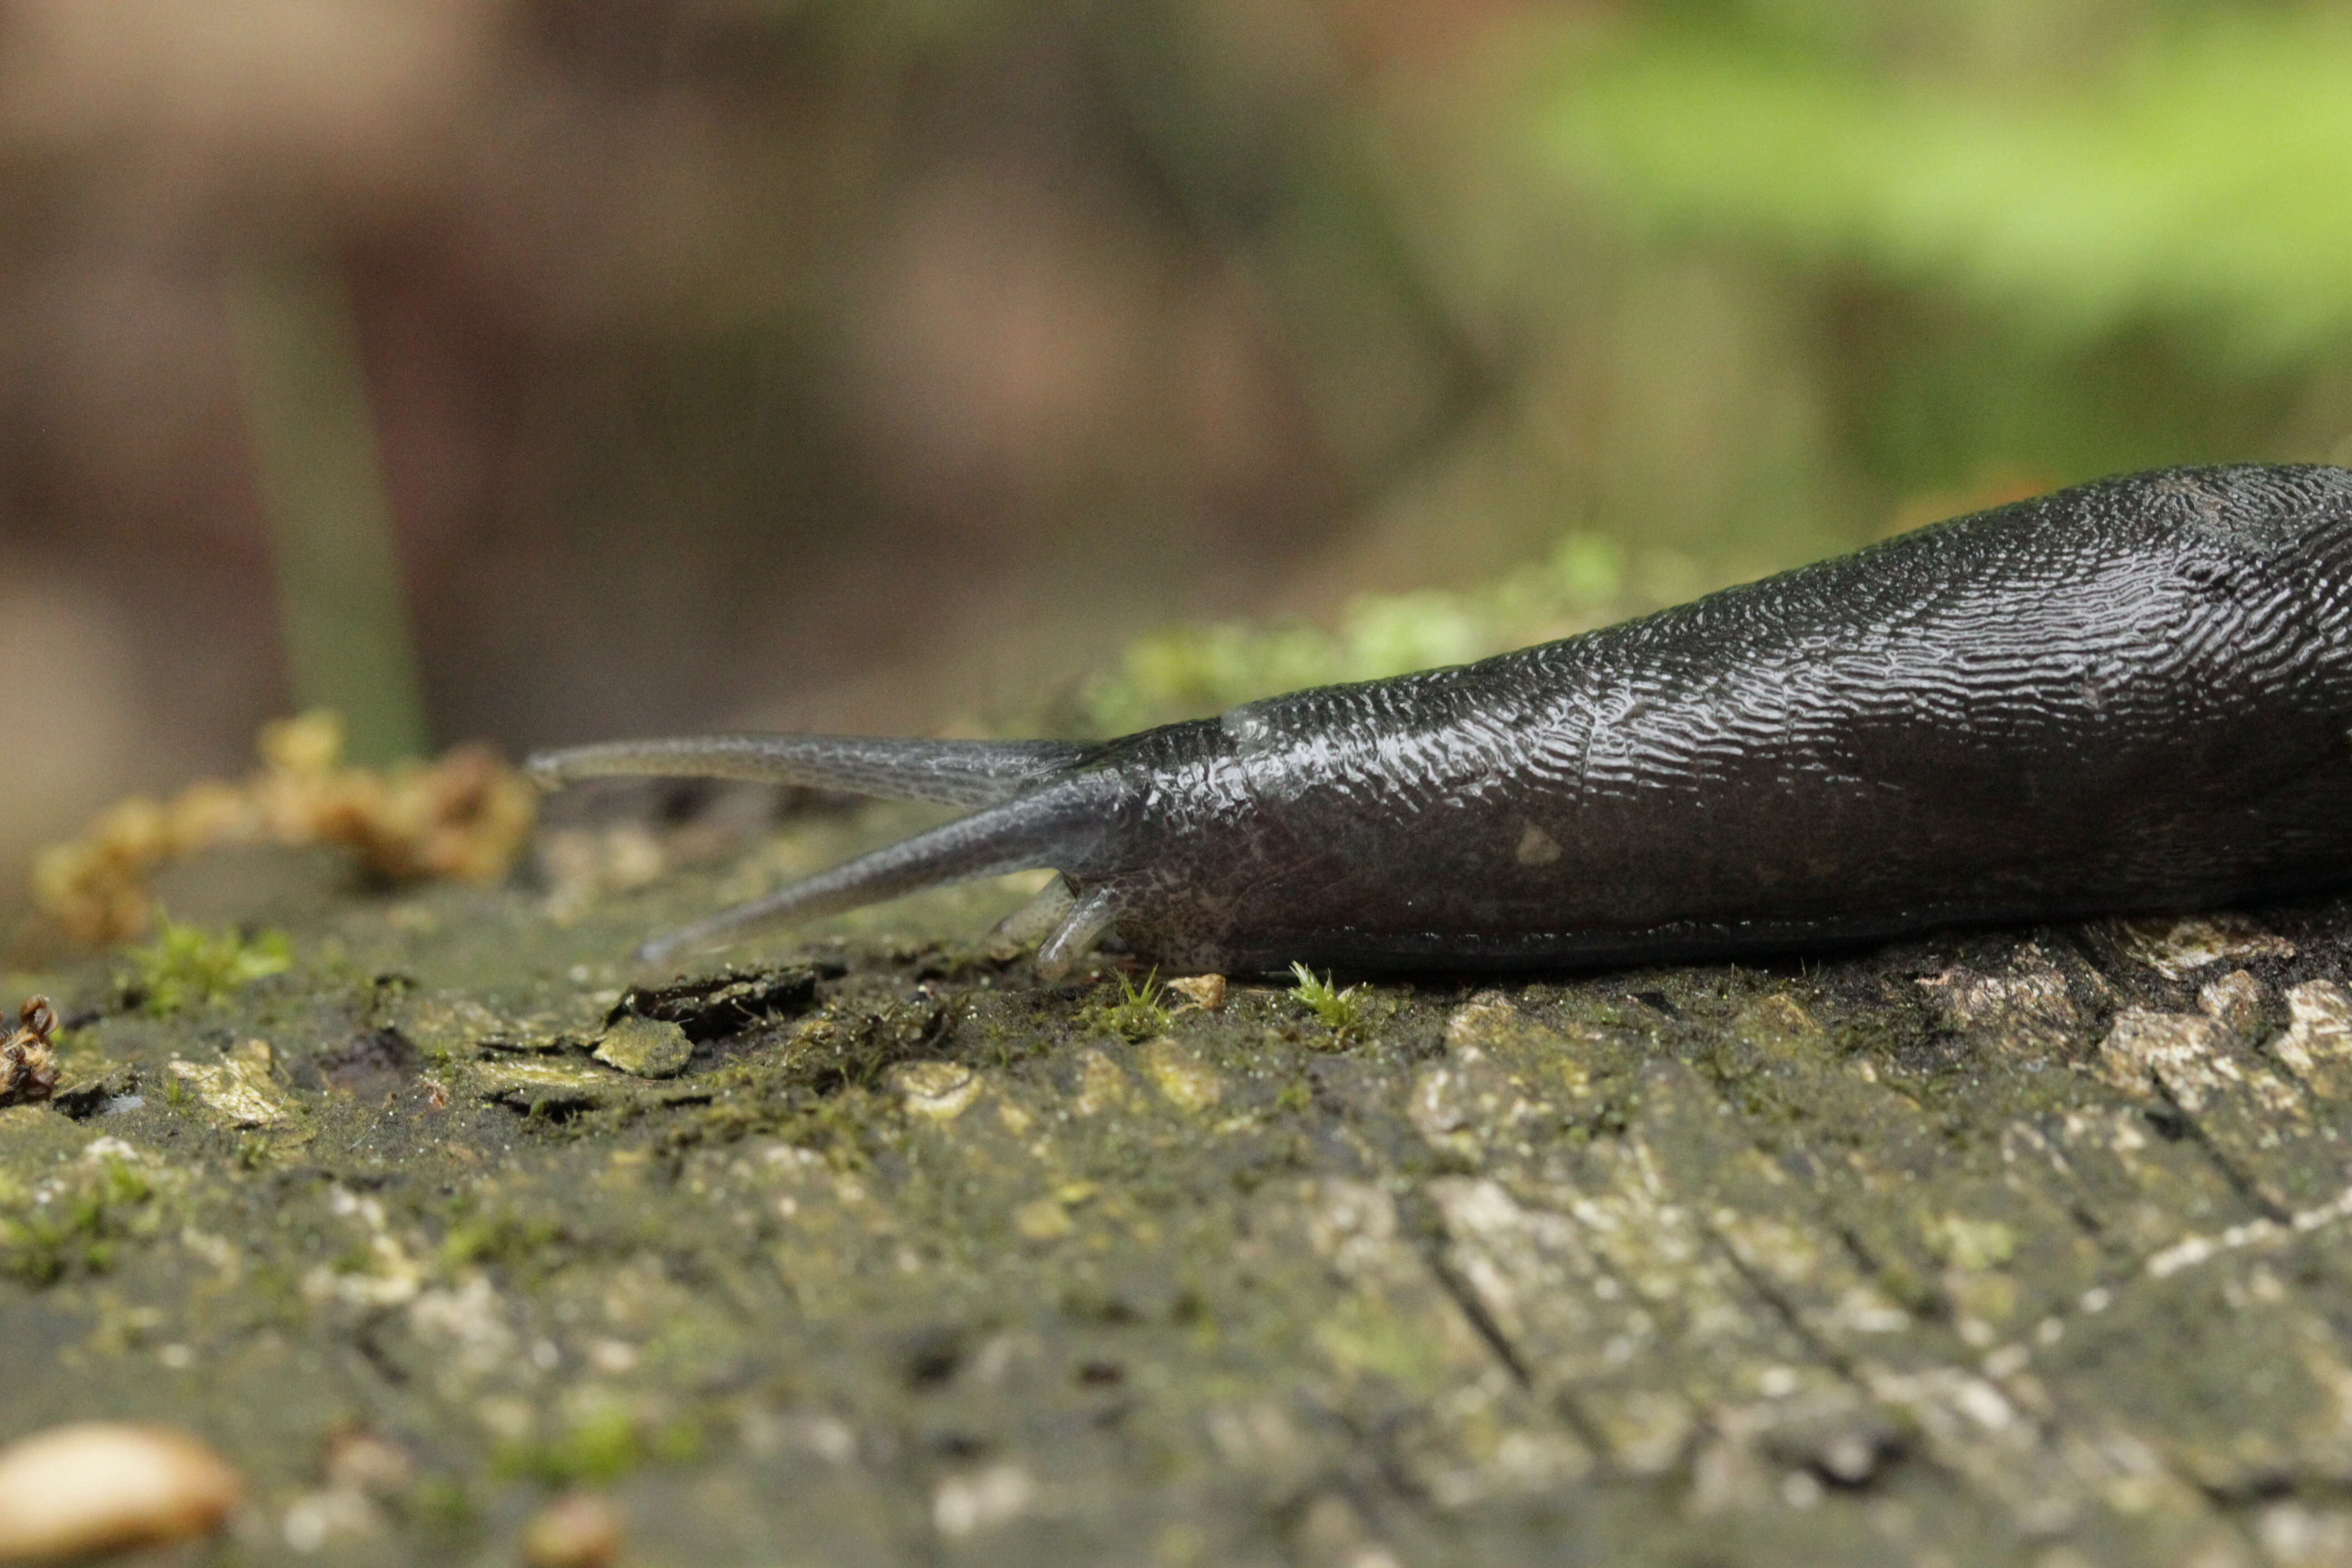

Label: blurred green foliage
[1548,12,2352,362]
[1514,2,2352,510]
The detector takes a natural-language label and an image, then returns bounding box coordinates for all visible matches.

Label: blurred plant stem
[224,250,429,766]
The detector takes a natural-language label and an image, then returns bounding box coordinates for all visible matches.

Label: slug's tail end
[526,733,1088,808]
[632,778,1115,968]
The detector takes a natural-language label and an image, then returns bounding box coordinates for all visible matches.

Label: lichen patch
[889,1060,983,1120]
[590,1015,693,1079]
[1134,1037,1221,1114]
[2103,914,2296,980]
[167,1040,295,1128]
[1918,943,2082,1057]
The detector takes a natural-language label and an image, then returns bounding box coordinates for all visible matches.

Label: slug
[529,464,2352,979]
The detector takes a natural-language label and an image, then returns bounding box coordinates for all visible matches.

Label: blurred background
[7,0,2352,930]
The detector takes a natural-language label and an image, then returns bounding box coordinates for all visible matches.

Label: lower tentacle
[1034,885,1128,981]
[632,777,1114,966]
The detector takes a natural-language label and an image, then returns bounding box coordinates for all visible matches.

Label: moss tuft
[1289,963,1368,1042]
[1083,969,1174,1043]
[1,1155,157,1285]
[125,916,291,1015]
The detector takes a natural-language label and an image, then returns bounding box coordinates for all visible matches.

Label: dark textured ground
[9,807,2352,1567]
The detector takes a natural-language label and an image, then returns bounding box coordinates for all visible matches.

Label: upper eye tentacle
[526,733,1087,808]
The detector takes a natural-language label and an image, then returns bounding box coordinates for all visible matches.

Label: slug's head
[524,729,1225,979]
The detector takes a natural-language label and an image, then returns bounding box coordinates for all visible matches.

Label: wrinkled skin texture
[1057,465,2352,970]
[533,465,2352,975]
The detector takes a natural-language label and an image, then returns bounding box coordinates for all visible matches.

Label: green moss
[125,916,292,1015]
[1314,1293,1448,1385]
[403,1476,481,1539]
[496,1402,639,1487]
[1083,970,1174,1044]
[0,1156,156,1285]
[648,1416,706,1466]
[490,1392,706,1490]
[438,1212,565,1275]
[1288,963,1368,1042]
[1073,533,1646,732]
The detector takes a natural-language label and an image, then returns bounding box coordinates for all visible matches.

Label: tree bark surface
[5,820,2347,1567]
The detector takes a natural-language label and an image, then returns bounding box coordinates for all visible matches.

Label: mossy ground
[7,813,2352,1566]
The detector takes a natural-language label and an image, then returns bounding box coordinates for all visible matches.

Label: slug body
[531,465,2352,976]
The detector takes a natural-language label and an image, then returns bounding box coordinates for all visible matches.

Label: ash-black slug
[529,464,2352,978]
